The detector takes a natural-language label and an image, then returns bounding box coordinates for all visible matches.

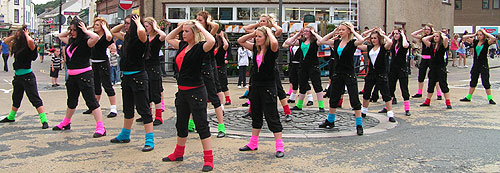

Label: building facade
[0,0,37,37]
[454,0,500,34]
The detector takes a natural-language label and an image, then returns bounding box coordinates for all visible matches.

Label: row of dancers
[1,11,497,171]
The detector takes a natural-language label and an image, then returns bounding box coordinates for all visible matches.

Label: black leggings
[249,85,283,133]
[122,71,153,124]
[299,64,323,94]
[363,73,392,102]
[66,71,100,111]
[217,66,229,92]
[427,67,450,93]
[418,59,431,83]
[202,64,222,108]
[175,86,211,139]
[146,65,164,104]
[3,54,8,71]
[92,62,115,96]
[12,72,43,108]
[289,63,300,90]
[329,73,361,110]
[211,59,222,93]
[469,65,491,89]
[238,66,247,86]
[389,68,410,100]
[274,67,287,100]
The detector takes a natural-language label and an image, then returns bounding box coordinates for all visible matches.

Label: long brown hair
[11,25,28,57]
[255,26,270,54]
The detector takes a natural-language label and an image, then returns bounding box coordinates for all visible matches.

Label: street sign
[119,0,133,10]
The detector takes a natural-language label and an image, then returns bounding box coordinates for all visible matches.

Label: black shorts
[12,72,43,108]
[146,65,164,104]
[66,71,100,111]
[50,68,60,78]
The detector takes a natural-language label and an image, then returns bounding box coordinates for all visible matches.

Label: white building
[0,0,37,37]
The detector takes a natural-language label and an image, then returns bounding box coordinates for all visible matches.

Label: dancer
[285,26,325,112]
[384,28,411,116]
[318,22,365,135]
[194,11,226,138]
[0,26,49,129]
[162,20,215,172]
[284,32,300,104]
[53,19,106,138]
[420,31,452,109]
[82,17,117,118]
[460,29,497,104]
[237,26,285,158]
[357,28,395,122]
[110,15,154,152]
[411,24,442,99]
[214,30,231,105]
[143,17,167,125]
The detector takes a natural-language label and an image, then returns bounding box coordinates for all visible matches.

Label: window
[237,8,250,20]
[442,0,450,3]
[168,8,186,19]
[190,7,202,20]
[300,8,314,21]
[494,0,499,8]
[252,8,265,20]
[334,8,349,21]
[205,7,218,19]
[267,8,278,16]
[285,8,299,21]
[483,0,489,9]
[455,0,462,9]
[14,9,19,23]
[315,8,330,22]
[14,0,19,5]
[219,8,233,20]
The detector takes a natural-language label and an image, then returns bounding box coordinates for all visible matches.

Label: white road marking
[0,89,12,93]
[3,79,11,85]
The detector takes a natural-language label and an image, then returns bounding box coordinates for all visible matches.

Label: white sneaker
[116,82,121,85]
[245,85,248,88]
[464,65,468,68]
[238,85,242,89]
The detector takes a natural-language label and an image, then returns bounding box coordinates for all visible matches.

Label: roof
[42,0,81,18]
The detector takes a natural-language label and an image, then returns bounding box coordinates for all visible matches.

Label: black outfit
[362,46,391,102]
[328,39,362,110]
[297,41,323,94]
[11,45,43,108]
[427,43,450,93]
[145,35,165,104]
[238,66,248,86]
[174,41,211,139]
[91,35,115,96]
[389,44,410,101]
[214,44,229,92]
[2,53,8,71]
[418,40,433,83]
[288,46,301,90]
[469,40,491,89]
[65,38,100,111]
[249,44,283,133]
[120,35,152,124]
[201,46,222,108]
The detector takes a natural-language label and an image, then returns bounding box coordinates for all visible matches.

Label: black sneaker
[490,99,497,105]
[405,110,411,116]
[378,108,388,113]
[242,113,251,118]
[389,117,396,122]
[136,117,144,122]
[412,94,422,98]
[356,125,364,135]
[217,131,226,138]
[460,97,471,102]
[287,99,295,103]
[420,103,430,107]
[142,145,154,152]
[361,113,367,118]
[242,102,249,107]
[446,105,452,109]
[239,145,258,151]
[369,98,378,102]
[290,106,302,111]
[202,165,213,172]
[239,95,248,99]
[0,117,15,123]
[392,98,397,104]
[52,123,71,130]
[93,130,107,138]
[437,96,443,100]
[318,108,325,112]
[275,151,285,158]
[323,94,329,98]
[225,101,231,105]
[358,91,364,95]
[107,112,117,118]
[82,109,92,114]
[42,122,49,129]
[284,115,292,122]
[307,101,313,106]
[153,119,163,126]
[318,119,335,129]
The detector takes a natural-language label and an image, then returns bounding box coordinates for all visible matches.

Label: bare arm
[310,29,323,46]
[152,20,167,41]
[220,33,229,51]
[23,29,36,51]
[208,21,219,36]
[79,22,100,48]
[442,33,449,49]
[270,18,283,37]
[283,29,302,47]
[462,33,476,40]
[411,28,424,40]
[319,28,339,47]
[111,24,126,41]
[193,22,215,52]
[267,27,279,52]
[102,23,113,41]
[480,29,497,45]
[165,23,183,49]
[378,29,392,50]
[422,35,433,48]
[237,32,255,50]
[58,30,71,45]
[401,31,410,48]
[132,16,147,43]
[352,27,365,46]
[243,23,260,34]
[3,34,15,47]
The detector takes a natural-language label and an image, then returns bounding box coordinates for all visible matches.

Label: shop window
[237,8,250,20]
[252,8,265,20]
[190,7,203,20]
[168,8,186,19]
[205,7,218,19]
[285,8,299,21]
[220,8,233,20]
